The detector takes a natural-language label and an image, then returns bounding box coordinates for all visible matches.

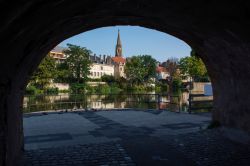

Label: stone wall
[0,85,7,166]
[87,82,107,87]
[192,82,212,94]
[0,83,23,166]
[50,83,69,91]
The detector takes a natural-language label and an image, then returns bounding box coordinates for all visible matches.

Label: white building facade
[89,63,114,79]
[156,66,169,80]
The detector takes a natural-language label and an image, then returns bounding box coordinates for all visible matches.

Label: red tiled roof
[156,66,167,73]
[112,56,126,63]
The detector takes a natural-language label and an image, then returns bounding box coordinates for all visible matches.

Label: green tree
[125,56,146,85]
[29,55,56,90]
[125,55,157,85]
[63,44,92,83]
[164,58,180,94]
[101,74,115,84]
[179,50,208,82]
[141,55,157,81]
[54,62,70,83]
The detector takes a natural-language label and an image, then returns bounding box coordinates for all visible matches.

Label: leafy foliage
[179,50,208,81]
[45,87,59,94]
[29,55,56,90]
[125,55,157,85]
[27,44,93,94]
[155,82,168,93]
[161,58,180,93]
[54,62,70,83]
[101,74,115,83]
[63,44,92,83]
[70,83,86,94]
[141,55,157,80]
[172,78,182,89]
[165,58,180,84]
[25,85,38,95]
[62,44,92,93]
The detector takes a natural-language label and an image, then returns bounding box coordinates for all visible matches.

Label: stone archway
[1,0,250,165]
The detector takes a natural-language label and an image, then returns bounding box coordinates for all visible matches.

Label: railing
[22,93,181,113]
[188,93,213,113]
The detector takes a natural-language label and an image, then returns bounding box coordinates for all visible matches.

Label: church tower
[112,30,126,79]
[115,30,122,57]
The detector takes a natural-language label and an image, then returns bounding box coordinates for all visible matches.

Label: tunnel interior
[1,0,250,165]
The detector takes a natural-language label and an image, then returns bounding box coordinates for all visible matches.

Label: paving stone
[23,111,250,166]
[24,142,135,166]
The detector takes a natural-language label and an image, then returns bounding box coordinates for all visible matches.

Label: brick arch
[1,0,250,165]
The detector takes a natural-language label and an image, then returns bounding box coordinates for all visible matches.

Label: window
[101,66,103,70]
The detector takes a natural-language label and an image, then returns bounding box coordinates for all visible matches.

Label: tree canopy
[54,62,70,83]
[165,58,179,82]
[29,55,56,89]
[179,50,208,81]
[162,58,181,93]
[101,74,115,84]
[63,44,92,83]
[125,55,157,85]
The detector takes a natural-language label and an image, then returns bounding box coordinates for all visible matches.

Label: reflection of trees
[69,94,87,102]
[102,93,127,108]
[87,93,158,109]
[124,94,157,109]
[103,93,127,103]
[24,91,193,113]
[24,95,58,113]
[68,94,88,109]
[26,95,51,105]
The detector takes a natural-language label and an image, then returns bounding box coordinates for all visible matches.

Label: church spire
[117,29,122,46]
[115,29,122,57]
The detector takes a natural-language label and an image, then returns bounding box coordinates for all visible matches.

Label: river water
[23,92,212,113]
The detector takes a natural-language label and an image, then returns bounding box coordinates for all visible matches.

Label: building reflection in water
[23,92,198,113]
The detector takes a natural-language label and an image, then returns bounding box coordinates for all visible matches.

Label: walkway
[23,110,250,166]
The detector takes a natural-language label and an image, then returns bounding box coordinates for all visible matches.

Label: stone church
[112,30,126,79]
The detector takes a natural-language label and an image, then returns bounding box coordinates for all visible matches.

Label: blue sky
[59,26,191,62]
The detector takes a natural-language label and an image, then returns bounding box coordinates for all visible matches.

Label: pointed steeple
[115,29,122,57]
[117,29,122,46]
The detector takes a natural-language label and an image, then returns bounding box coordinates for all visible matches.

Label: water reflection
[23,91,210,113]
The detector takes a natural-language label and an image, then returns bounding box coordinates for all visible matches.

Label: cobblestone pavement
[23,110,250,166]
[161,129,250,166]
[24,142,135,166]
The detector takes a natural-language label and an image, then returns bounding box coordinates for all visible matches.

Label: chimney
[99,55,102,63]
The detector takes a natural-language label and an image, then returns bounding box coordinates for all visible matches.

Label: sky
[59,26,191,62]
